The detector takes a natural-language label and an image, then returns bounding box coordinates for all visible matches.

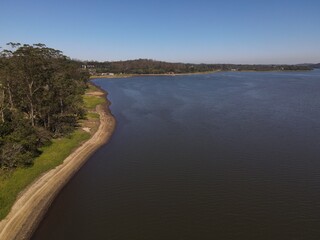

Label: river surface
[32,70,320,239]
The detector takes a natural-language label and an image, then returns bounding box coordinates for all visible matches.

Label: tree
[0,43,88,169]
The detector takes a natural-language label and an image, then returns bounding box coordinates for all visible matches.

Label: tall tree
[0,43,88,169]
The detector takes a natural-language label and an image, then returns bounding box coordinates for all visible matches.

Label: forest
[0,43,88,169]
[80,59,313,75]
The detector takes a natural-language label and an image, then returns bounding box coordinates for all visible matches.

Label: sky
[1,0,320,64]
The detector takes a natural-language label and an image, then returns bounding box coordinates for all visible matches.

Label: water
[32,70,320,239]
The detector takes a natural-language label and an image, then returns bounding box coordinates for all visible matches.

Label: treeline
[0,43,88,169]
[308,63,320,68]
[80,59,312,75]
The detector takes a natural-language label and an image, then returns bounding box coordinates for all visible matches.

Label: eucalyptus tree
[0,43,88,168]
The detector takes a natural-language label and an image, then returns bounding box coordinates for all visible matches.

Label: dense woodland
[0,43,88,169]
[81,59,313,75]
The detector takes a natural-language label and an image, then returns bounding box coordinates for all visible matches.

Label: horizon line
[72,58,319,66]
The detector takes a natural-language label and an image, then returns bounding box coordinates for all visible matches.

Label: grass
[83,95,105,110]
[87,84,100,92]
[0,83,106,220]
[0,130,90,219]
[86,112,100,119]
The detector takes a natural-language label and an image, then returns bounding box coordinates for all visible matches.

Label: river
[32,70,320,239]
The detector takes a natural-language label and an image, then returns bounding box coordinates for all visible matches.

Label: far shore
[89,69,314,80]
[0,85,116,240]
[90,71,219,79]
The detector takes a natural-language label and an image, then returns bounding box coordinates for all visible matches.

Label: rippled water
[33,70,320,239]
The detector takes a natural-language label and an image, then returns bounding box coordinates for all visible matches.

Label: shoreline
[0,86,116,240]
[90,71,219,79]
[89,69,313,80]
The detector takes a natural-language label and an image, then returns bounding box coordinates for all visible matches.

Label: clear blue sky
[1,0,320,64]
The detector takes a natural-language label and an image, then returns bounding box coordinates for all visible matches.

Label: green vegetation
[87,84,100,92]
[0,129,90,219]
[78,59,312,76]
[86,112,100,119]
[83,95,105,110]
[0,82,106,220]
[0,43,105,220]
[0,43,89,169]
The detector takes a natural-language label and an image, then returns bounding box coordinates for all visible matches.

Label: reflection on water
[33,70,320,239]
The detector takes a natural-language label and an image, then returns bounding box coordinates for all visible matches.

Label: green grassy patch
[83,95,105,109]
[0,130,90,219]
[87,84,100,92]
[86,112,100,119]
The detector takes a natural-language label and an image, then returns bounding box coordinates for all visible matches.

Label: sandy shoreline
[0,88,116,240]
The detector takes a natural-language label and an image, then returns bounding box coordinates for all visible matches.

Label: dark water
[32,70,320,240]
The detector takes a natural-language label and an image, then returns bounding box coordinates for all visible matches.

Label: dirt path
[0,103,116,240]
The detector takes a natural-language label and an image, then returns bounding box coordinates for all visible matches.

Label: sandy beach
[0,90,116,240]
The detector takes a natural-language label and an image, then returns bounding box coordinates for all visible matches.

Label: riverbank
[0,84,116,240]
[90,71,219,79]
[89,69,314,79]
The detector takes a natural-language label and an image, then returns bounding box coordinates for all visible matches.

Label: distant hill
[297,63,320,69]
[76,59,313,75]
[310,63,320,68]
